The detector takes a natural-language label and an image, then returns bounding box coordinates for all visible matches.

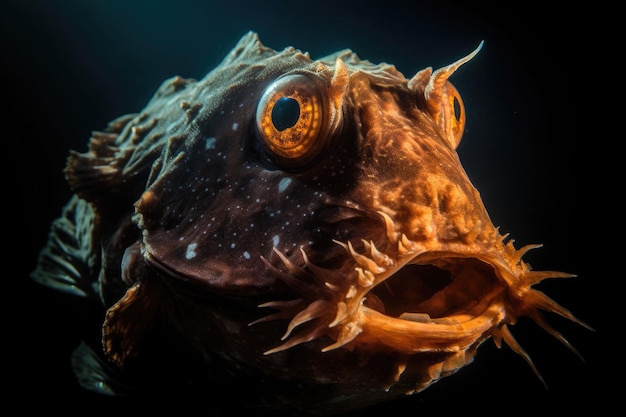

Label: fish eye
[445,83,466,148]
[256,74,329,167]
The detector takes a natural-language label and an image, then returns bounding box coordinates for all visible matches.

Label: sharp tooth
[398,233,415,255]
[345,285,357,298]
[400,234,414,252]
[399,312,432,322]
[362,239,393,267]
[329,302,348,328]
[348,241,386,273]
[378,211,399,242]
[356,267,375,288]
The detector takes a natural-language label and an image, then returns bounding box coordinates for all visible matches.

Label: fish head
[99,32,586,407]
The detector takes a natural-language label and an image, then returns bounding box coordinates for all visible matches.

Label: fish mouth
[372,255,500,314]
[255,223,586,386]
[353,252,508,354]
[366,257,499,323]
[256,238,512,357]
[252,204,516,356]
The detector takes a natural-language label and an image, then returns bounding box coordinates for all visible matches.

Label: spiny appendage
[250,247,345,354]
[492,235,593,385]
[251,238,397,355]
[252,209,436,357]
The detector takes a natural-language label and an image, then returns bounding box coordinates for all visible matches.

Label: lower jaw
[353,289,506,354]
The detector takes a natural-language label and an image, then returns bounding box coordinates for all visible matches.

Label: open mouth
[258,241,510,357]
[250,226,588,391]
[251,200,587,378]
[366,257,503,325]
[320,251,509,355]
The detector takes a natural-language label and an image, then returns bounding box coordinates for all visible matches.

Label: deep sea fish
[31,31,589,414]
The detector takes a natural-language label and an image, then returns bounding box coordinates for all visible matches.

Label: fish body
[31,32,587,413]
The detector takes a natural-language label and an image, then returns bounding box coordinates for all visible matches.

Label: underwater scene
[5,0,604,415]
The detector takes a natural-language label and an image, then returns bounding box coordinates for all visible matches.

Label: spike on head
[409,41,484,149]
[424,40,484,103]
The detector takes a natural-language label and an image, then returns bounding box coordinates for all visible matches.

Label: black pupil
[272,97,300,131]
[453,97,461,121]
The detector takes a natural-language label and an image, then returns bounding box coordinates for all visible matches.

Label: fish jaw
[328,247,509,355]
[255,221,584,391]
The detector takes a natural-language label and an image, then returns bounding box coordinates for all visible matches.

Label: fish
[30,31,590,414]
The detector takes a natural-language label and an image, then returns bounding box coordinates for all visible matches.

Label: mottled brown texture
[31,32,588,414]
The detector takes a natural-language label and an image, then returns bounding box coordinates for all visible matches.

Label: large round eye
[256,74,328,167]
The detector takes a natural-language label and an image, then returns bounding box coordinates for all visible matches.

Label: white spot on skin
[231,243,236,249]
[272,235,280,247]
[278,177,291,193]
[205,137,216,150]
[186,243,198,259]
[243,251,251,259]
[232,122,239,131]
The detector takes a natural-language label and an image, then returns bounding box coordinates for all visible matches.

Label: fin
[64,131,126,201]
[30,195,100,299]
[65,113,137,203]
[71,340,130,396]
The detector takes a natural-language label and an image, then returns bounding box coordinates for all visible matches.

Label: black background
[4,0,607,414]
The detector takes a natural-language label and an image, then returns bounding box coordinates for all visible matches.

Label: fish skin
[30,31,588,414]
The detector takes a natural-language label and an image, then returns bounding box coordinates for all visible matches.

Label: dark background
[4,0,606,414]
